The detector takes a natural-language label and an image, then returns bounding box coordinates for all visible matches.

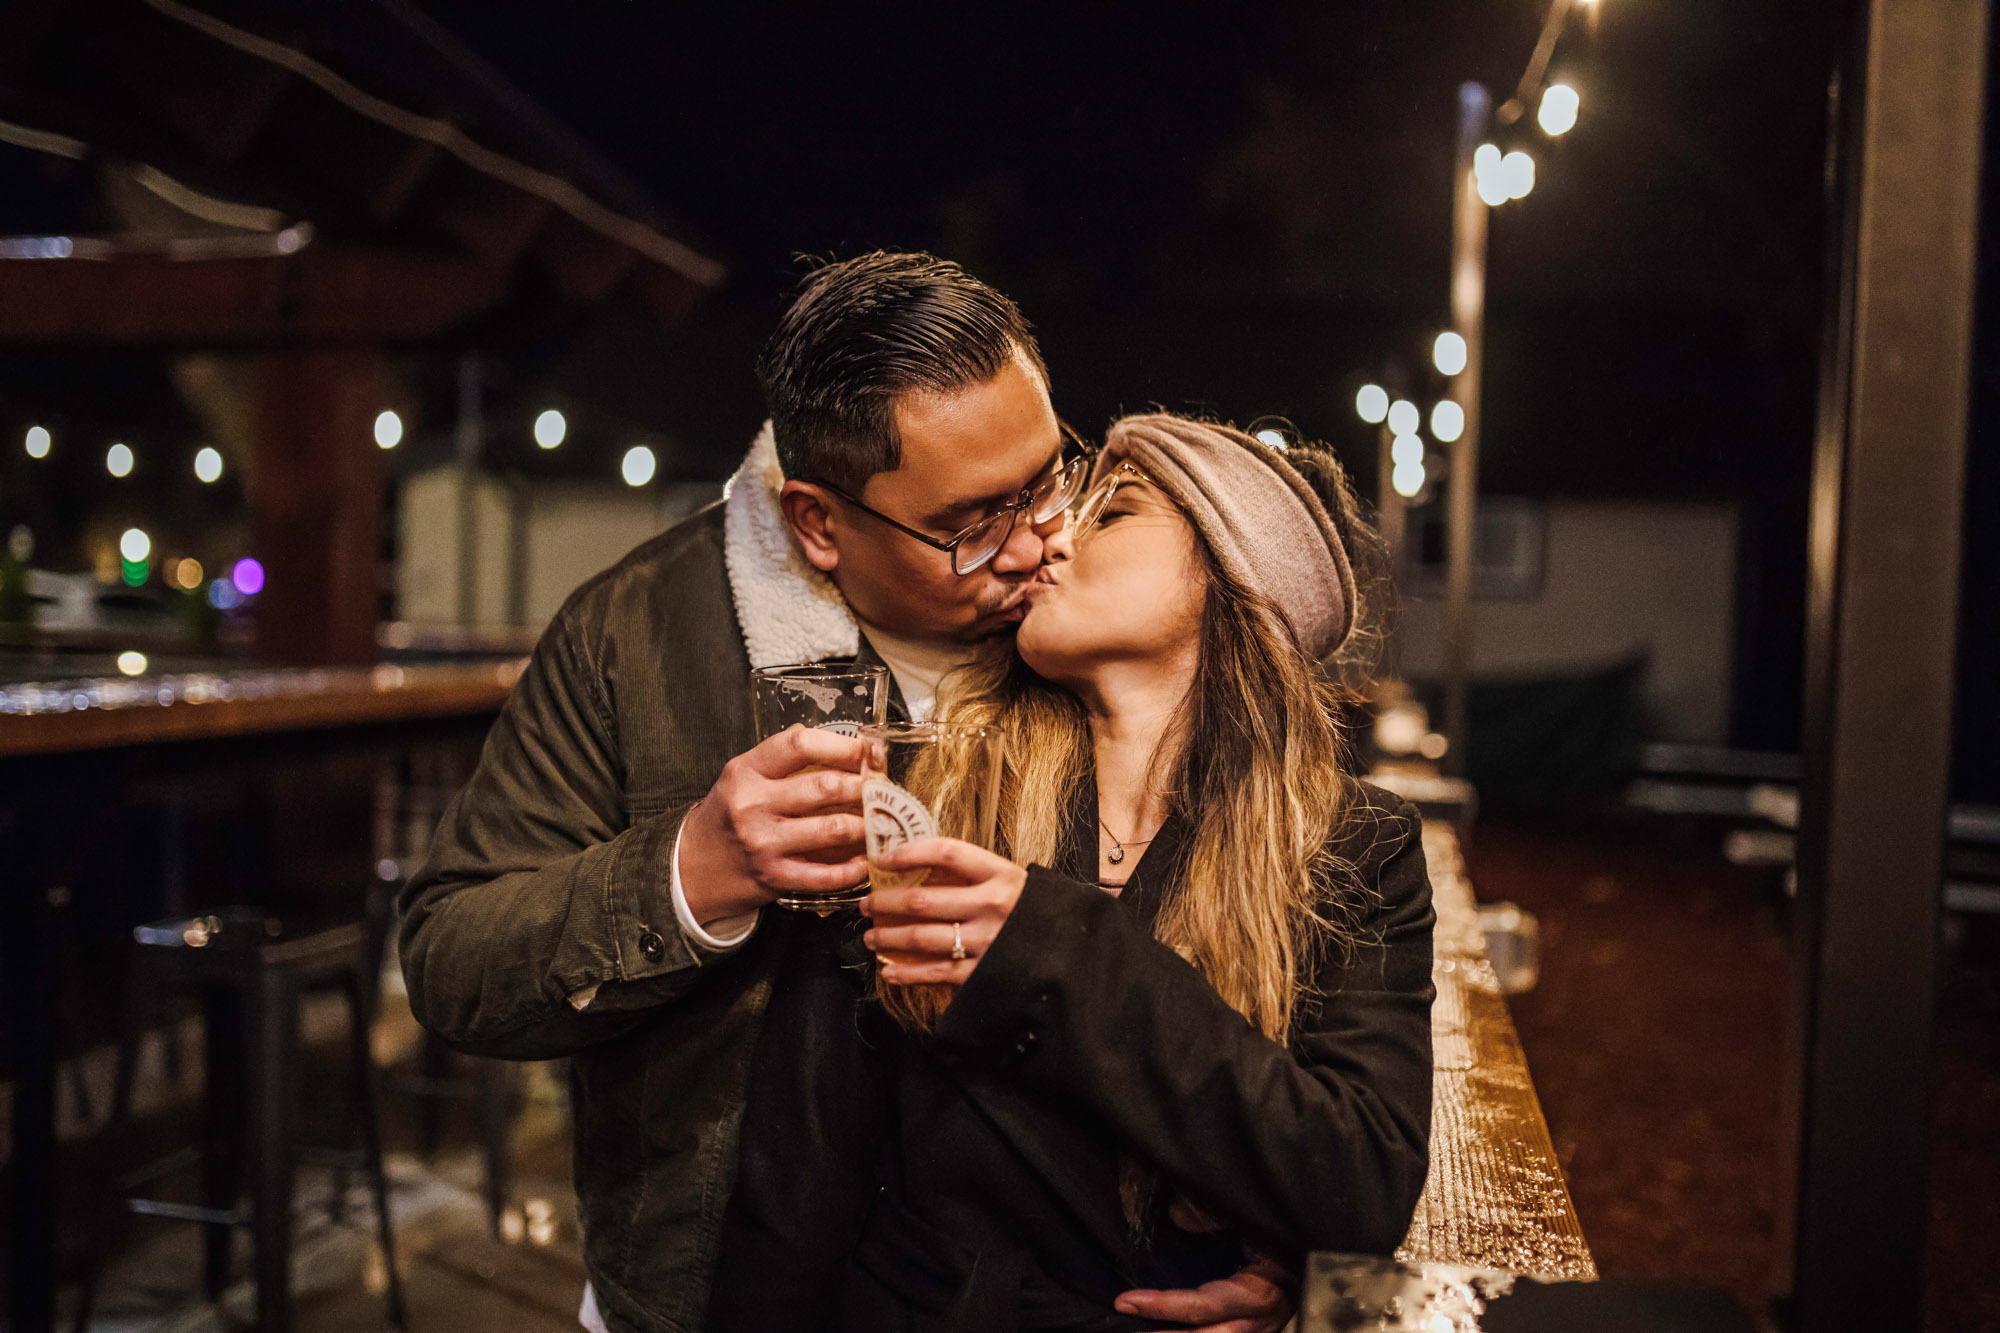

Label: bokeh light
[622,445,657,487]
[1387,399,1420,437]
[1539,83,1580,136]
[1433,332,1468,376]
[25,425,50,458]
[231,556,265,596]
[106,442,133,477]
[117,651,148,677]
[208,578,241,610]
[119,528,151,563]
[1355,384,1390,424]
[1431,400,1466,443]
[1474,143,1508,206]
[194,446,224,483]
[1500,150,1536,200]
[534,409,567,449]
[1392,459,1427,498]
[375,410,403,450]
[1392,435,1425,468]
[1254,428,1287,450]
[174,557,204,589]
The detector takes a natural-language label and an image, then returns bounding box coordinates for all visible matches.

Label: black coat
[841,778,1436,1332]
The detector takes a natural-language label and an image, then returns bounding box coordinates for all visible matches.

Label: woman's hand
[862,837,1026,986]
[1115,1253,1297,1333]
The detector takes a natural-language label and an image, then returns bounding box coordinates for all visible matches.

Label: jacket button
[638,930,666,962]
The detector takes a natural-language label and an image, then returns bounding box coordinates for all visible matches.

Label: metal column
[455,352,483,626]
[1442,81,1490,777]
[1777,2,1987,1327]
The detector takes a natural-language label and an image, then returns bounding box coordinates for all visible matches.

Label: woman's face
[1016,459,1207,686]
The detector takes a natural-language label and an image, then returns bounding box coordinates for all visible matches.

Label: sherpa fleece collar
[722,421,861,668]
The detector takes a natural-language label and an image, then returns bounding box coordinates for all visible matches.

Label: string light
[1539,83,1580,136]
[1392,459,1427,498]
[194,446,224,483]
[1434,332,1469,376]
[1474,144,1509,206]
[622,445,657,487]
[1356,384,1390,424]
[1392,434,1425,468]
[534,409,567,449]
[1387,399,1420,437]
[25,425,50,458]
[1431,400,1466,442]
[106,443,134,477]
[374,410,403,449]
[1500,150,1536,200]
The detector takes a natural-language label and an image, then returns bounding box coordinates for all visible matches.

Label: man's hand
[862,837,1026,985]
[676,725,868,927]
[1114,1254,1296,1333]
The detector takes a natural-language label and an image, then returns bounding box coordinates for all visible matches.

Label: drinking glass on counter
[750,662,889,913]
[859,721,1004,961]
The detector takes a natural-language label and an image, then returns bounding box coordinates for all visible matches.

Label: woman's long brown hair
[881,418,1390,1049]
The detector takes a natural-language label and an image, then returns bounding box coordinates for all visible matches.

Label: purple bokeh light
[231,557,265,596]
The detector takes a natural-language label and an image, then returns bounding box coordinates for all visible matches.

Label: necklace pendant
[1108,845,1125,864]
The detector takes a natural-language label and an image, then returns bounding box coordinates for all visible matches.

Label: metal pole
[1376,420,1405,579]
[1442,82,1489,778]
[506,478,530,628]
[1776,1,1986,1327]
[455,352,482,626]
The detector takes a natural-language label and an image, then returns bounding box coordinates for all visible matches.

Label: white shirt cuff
[670,817,758,950]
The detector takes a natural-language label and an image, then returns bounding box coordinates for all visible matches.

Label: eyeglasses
[1069,460,1159,544]
[807,427,1091,576]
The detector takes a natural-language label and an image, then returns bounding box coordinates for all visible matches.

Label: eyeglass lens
[952,454,1087,574]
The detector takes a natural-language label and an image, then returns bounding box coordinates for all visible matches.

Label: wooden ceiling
[0,0,723,344]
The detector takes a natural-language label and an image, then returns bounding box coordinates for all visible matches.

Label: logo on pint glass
[819,721,863,737]
[864,776,937,864]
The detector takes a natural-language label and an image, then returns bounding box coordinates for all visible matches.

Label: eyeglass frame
[800,424,1092,576]
[1068,459,1163,544]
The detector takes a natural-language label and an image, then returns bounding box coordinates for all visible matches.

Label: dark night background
[401,0,1869,766]
[3,0,1993,794]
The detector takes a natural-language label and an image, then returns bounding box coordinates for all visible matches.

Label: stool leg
[416,1032,450,1158]
[344,972,405,1327]
[475,1061,512,1239]
[247,969,298,1333]
[72,966,156,1332]
[201,985,246,1302]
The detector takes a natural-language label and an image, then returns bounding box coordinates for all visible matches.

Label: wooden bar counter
[0,660,525,759]
[2,658,524,1333]
[1398,821,1597,1281]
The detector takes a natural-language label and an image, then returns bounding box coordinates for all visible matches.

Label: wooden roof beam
[0,245,510,344]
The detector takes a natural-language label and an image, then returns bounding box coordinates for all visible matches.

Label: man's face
[785,354,1066,643]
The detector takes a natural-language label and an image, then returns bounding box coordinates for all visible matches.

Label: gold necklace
[1097,814,1161,865]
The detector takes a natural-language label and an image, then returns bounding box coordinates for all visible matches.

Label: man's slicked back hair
[755,252,1049,494]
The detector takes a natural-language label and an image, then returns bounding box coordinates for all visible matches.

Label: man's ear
[780,481,841,573]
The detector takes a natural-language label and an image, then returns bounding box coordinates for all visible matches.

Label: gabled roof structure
[0,0,722,344]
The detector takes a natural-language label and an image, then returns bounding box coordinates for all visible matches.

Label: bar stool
[368,856,518,1239]
[73,908,404,1331]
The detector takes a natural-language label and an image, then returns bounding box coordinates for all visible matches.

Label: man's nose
[989,506,1067,576]
[1039,514,1075,564]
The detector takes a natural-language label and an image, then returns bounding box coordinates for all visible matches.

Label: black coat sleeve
[931,793,1434,1263]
